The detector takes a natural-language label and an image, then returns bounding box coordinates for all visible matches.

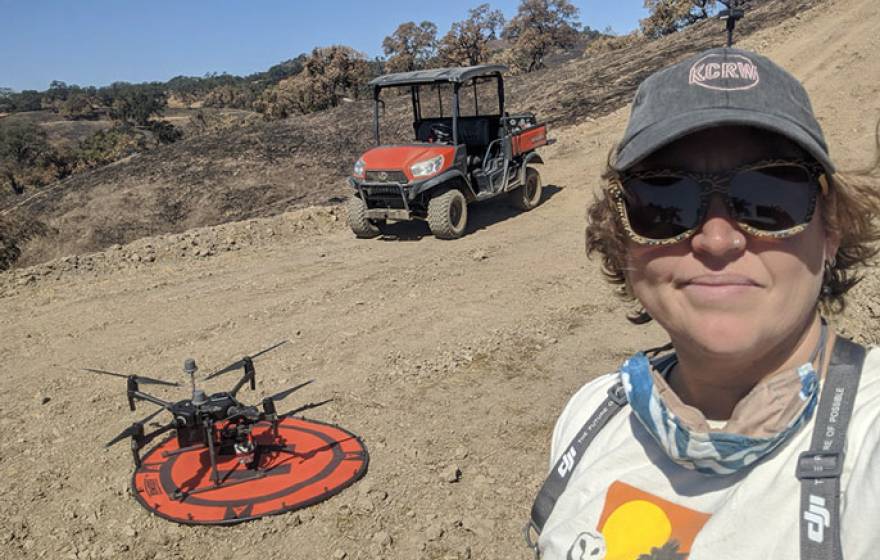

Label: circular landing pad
[132,417,368,525]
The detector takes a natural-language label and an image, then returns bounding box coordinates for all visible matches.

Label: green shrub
[76,125,147,168]
[0,121,71,193]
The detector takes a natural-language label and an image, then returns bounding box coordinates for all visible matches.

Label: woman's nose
[690,195,748,256]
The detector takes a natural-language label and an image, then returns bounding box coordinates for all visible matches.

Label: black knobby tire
[346,197,381,239]
[509,167,542,211]
[427,189,468,239]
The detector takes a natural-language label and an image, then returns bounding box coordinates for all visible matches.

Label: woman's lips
[679,274,761,300]
[684,274,760,287]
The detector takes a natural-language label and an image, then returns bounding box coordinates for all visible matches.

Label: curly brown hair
[586,137,880,324]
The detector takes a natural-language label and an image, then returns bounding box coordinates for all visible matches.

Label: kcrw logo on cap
[688,53,760,91]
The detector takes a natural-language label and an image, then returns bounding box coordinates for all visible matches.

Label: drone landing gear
[170,442,298,501]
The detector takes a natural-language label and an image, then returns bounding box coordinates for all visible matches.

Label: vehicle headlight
[353,158,366,177]
[410,155,444,178]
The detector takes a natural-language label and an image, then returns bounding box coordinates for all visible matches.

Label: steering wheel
[430,123,453,144]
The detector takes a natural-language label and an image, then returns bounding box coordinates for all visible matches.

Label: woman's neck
[667,313,827,420]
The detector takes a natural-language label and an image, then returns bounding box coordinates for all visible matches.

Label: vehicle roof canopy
[368,65,508,89]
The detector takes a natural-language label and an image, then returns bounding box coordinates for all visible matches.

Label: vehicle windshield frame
[371,74,504,146]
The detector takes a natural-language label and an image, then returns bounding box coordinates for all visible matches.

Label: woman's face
[625,127,838,360]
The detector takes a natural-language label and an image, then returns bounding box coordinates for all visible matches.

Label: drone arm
[229,375,249,398]
[130,390,173,410]
[126,422,149,468]
[131,429,144,468]
[126,377,138,411]
[262,397,277,418]
[142,422,176,447]
[228,357,256,397]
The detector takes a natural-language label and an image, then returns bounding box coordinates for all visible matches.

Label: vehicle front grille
[365,170,408,184]
[365,185,403,196]
[362,184,406,209]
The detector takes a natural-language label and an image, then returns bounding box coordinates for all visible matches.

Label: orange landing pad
[132,417,368,525]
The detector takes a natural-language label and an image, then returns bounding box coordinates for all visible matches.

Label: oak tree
[382,21,438,73]
[438,4,505,66]
[257,46,373,118]
[502,0,581,72]
[640,0,717,39]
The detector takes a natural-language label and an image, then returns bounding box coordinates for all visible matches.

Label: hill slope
[2,0,828,269]
[1,0,879,558]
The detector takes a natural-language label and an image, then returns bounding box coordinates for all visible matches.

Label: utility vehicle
[346,64,553,239]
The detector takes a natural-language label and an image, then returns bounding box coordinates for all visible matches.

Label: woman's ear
[823,220,841,265]
[821,179,841,262]
[824,195,840,260]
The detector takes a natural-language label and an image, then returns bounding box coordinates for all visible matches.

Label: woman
[526,47,880,559]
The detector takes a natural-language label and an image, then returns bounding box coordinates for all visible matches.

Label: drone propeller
[83,368,180,387]
[262,380,314,418]
[268,380,314,402]
[278,398,334,419]
[105,406,166,448]
[204,340,289,381]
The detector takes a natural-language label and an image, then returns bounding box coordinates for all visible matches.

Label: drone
[86,341,369,524]
[717,0,747,46]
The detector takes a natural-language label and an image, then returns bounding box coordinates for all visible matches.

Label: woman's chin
[663,314,766,358]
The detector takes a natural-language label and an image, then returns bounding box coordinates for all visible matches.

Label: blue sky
[2,1,648,91]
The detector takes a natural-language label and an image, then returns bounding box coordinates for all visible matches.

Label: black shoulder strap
[797,336,867,560]
[523,382,628,556]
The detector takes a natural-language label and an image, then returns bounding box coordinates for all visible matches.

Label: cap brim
[614,108,834,173]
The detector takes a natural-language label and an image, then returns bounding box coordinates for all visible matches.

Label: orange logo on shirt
[596,481,711,559]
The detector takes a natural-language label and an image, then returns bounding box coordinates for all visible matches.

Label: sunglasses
[610,160,829,245]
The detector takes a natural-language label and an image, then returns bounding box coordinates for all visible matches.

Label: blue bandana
[619,343,823,476]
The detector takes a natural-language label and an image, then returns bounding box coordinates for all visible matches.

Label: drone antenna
[184,358,198,396]
[717,0,746,47]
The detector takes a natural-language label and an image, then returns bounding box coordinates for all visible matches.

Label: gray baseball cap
[614,47,833,172]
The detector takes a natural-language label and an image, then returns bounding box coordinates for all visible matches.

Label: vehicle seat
[456,118,491,148]
[416,119,453,143]
[416,118,491,151]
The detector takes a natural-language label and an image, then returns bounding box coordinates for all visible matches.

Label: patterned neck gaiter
[619,325,827,476]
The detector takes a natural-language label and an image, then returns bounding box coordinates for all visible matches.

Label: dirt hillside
[1,0,826,270]
[1,0,879,559]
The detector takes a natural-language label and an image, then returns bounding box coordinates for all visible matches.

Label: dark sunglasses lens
[622,176,702,240]
[729,166,815,232]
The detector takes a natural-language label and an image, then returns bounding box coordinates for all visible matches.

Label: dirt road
[1,0,879,558]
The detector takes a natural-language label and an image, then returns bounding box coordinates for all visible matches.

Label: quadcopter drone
[86,341,368,524]
[717,0,746,46]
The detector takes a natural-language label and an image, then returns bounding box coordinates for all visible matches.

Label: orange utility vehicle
[347,65,553,239]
